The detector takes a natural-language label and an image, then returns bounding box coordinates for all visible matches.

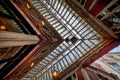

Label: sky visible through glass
[110,45,120,52]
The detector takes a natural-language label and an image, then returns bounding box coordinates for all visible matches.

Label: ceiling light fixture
[41,20,45,26]
[0,25,7,31]
[52,69,59,79]
[26,3,30,9]
[30,62,35,67]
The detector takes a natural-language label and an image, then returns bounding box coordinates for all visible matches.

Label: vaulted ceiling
[0,0,120,80]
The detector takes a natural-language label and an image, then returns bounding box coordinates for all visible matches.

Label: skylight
[23,0,103,80]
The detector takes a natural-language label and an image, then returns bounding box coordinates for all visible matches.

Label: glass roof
[23,0,103,80]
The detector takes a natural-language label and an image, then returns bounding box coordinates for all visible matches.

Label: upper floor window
[108,63,120,71]
[108,55,119,60]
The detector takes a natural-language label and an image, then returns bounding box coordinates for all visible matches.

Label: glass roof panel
[23,0,103,79]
